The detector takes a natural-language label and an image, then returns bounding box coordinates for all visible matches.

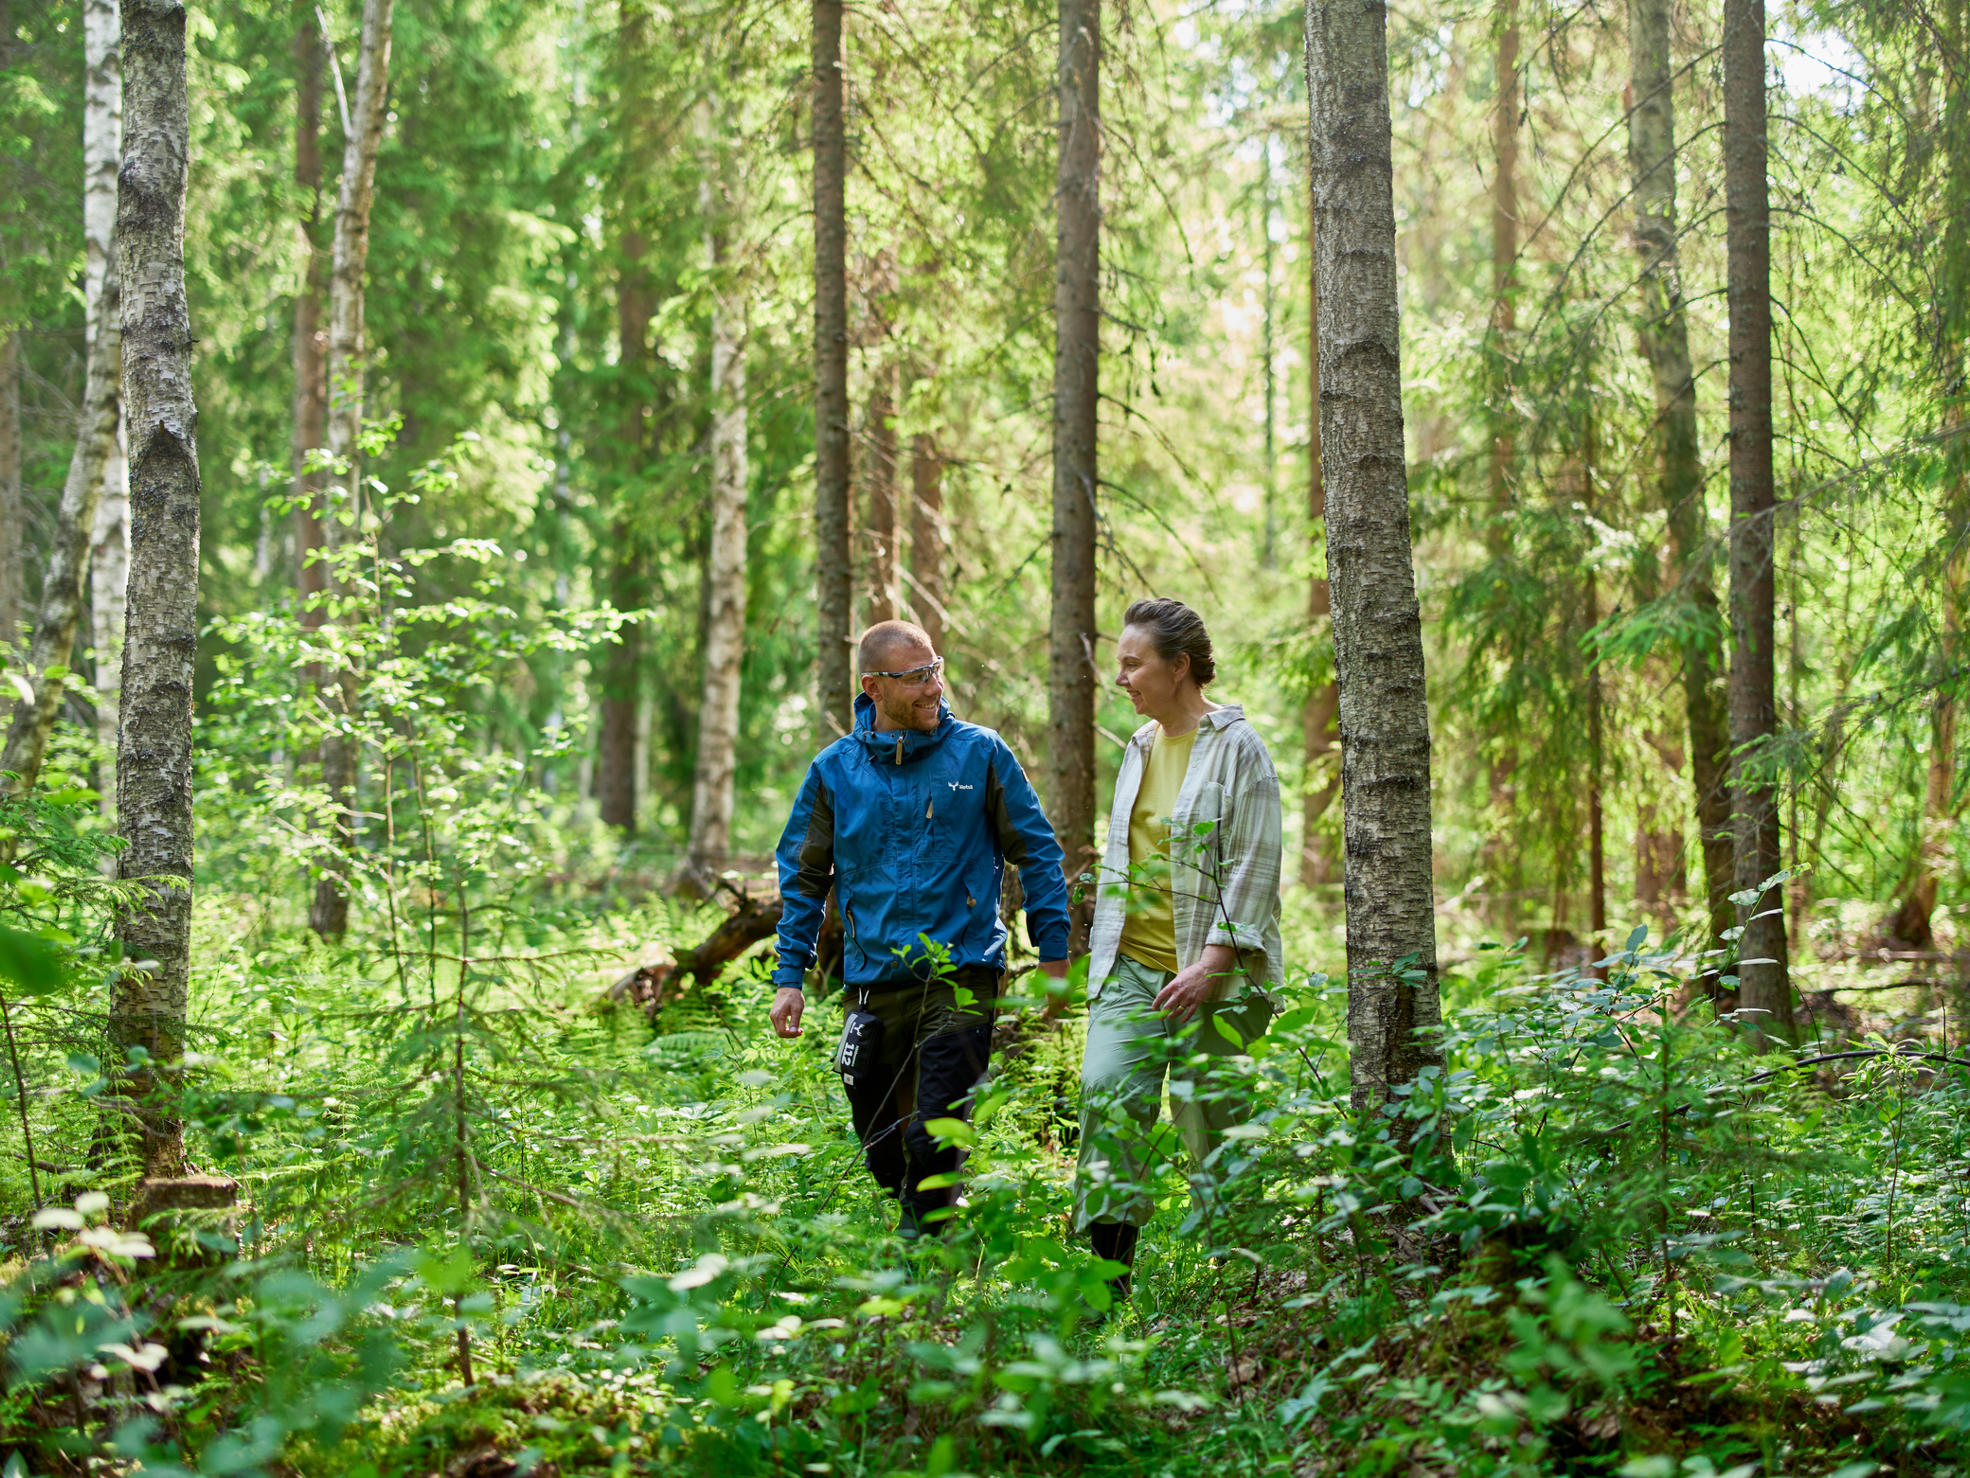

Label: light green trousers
[1074,953,1273,1231]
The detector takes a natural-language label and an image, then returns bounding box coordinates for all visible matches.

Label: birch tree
[293,0,328,683]
[813,0,853,742]
[1626,0,1735,958]
[85,0,128,817]
[1051,0,1100,952]
[112,0,202,1179]
[310,0,394,939]
[1722,0,1793,1037]
[1305,0,1443,1108]
[686,114,749,883]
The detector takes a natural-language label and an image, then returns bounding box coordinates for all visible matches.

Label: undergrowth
[3,550,1968,1475]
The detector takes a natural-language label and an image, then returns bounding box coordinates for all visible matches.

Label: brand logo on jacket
[948,781,974,791]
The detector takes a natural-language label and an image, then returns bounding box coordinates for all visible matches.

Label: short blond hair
[858,620,935,673]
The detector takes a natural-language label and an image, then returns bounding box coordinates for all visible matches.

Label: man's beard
[882,695,932,730]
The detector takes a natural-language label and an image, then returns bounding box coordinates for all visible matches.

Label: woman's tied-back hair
[1122,597,1217,687]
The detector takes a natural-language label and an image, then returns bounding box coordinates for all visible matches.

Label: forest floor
[6,871,1970,1477]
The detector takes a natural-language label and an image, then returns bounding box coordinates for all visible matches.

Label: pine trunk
[0,332,19,649]
[85,0,128,817]
[1,248,121,793]
[112,0,201,1179]
[687,195,749,880]
[1887,440,1964,948]
[1626,0,1735,959]
[863,361,897,624]
[293,0,327,674]
[910,434,945,655]
[1300,198,1340,887]
[598,203,653,835]
[1051,0,1100,954]
[1723,0,1792,1039]
[1305,0,1443,1109]
[310,0,394,939]
[812,0,853,743]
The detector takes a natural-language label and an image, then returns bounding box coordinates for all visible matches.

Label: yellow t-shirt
[1116,727,1197,976]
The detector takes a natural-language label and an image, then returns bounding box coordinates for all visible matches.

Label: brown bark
[1051,0,1100,954]
[1488,0,1519,514]
[0,331,19,649]
[1723,0,1793,1039]
[1626,0,1735,958]
[1300,198,1340,888]
[598,207,654,835]
[1305,0,1443,1108]
[862,360,897,624]
[812,0,853,743]
[113,0,201,1180]
[909,433,945,655]
[686,143,748,881]
[1887,431,1964,947]
[293,0,327,654]
[1479,0,1522,928]
[310,0,393,939]
[1,253,121,793]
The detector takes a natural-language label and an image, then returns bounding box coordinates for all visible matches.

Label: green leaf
[0,925,66,998]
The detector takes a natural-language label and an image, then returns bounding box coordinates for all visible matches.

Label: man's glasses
[864,657,944,687]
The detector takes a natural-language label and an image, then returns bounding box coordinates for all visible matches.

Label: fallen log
[604,882,843,1021]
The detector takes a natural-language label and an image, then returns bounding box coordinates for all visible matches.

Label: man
[771,621,1071,1237]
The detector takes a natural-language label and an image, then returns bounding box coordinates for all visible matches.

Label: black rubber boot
[1088,1220,1140,1304]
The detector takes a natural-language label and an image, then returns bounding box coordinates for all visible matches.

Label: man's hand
[1153,944,1240,1025]
[770,986,806,1038]
[1038,958,1070,1022]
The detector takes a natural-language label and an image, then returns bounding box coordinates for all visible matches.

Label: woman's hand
[1153,944,1240,1024]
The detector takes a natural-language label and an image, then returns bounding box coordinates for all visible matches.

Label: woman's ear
[1170,652,1190,687]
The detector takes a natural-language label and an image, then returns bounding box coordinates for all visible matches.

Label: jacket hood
[851,691,956,765]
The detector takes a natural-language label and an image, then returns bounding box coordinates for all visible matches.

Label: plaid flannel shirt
[1085,704,1286,1004]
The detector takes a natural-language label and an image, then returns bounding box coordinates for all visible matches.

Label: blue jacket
[773,694,1072,990]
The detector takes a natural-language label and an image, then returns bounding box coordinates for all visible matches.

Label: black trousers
[841,968,997,1222]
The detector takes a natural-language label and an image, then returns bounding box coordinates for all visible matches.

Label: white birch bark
[687,146,749,881]
[310,0,393,938]
[85,0,129,817]
[113,0,201,1179]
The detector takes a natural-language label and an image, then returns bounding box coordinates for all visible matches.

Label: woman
[1076,597,1284,1297]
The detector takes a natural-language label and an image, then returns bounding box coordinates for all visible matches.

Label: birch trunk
[85,0,128,818]
[1300,196,1340,887]
[910,434,945,655]
[1722,0,1793,1038]
[813,0,854,743]
[1,259,121,793]
[1051,0,1100,954]
[310,0,393,939]
[1626,0,1736,959]
[293,0,328,669]
[1305,0,1444,1109]
[687,175,749,880]
[0,332,18,651]
[863,360,897,624]
[112,0,201,1179]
